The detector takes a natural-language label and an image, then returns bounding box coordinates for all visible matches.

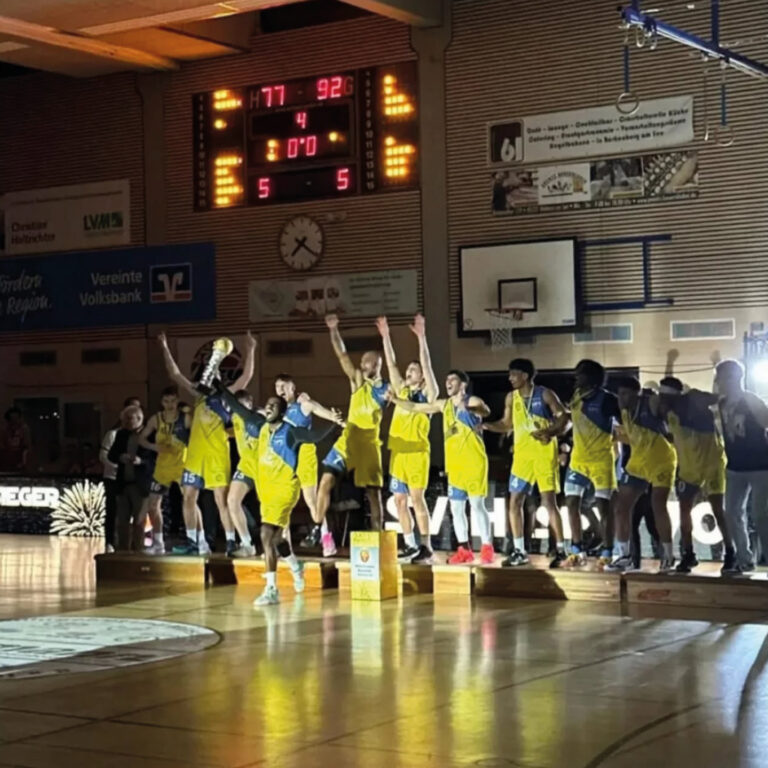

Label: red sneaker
[448,545,474,564]
[479,543,495,565]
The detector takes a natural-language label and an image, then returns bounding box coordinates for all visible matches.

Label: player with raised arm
[216,382,340,605]
[606,378,677,573]
[484,359,570,568]
[316,315,388,550]
[275,375,345,553]
[136,386,191,554]
[657,376,735,574]
[158,331,256,556]
[564,360,621,567]
[378,314,439,564]
[391,370,494,564]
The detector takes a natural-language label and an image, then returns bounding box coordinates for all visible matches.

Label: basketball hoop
[485,307,524,350]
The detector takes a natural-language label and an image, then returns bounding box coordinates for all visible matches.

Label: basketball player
[391,370,494,564]
[316,314,388,548]
[215,382,339,605]
[657,377,735,573]
[485,359,570,568]
[137,386,191,554]
[606,378,677,573]
[275,375,344,556]
[564,360,620,566]
[377,314,438,563]
[158,331,256,555]
[715,359,768,572]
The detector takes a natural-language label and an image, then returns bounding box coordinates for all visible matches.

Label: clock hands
[291,236,321,260]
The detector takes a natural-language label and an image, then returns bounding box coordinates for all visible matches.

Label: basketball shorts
[447,461,488,499]
[181,449,231,490]
[260,487,300,529]
[564,459,616,500]
[389,450,430,494]
[297,443,318,489]
[231,467,256,491]
[623,455,676,491]
[677,461,726,500]
[323,425,382,488]
[509,450,559,495]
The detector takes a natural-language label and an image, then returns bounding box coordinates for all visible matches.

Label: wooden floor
[2,535,768,767]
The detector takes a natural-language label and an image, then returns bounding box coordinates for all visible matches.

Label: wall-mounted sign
[489,95,694,166]
[249,268,418,321]
[0,243,216,331]
[2,180,131,255]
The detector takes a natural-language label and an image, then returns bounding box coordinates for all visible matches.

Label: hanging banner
[2,180,131,255]
[492,150,699,215]
[489,95,694,166]
[0,243,216,331]
[249,268,418,321]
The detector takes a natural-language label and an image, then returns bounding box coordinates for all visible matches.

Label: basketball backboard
[458,238,580,337]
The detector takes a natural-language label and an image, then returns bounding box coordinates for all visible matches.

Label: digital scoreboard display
[193,62,419,209]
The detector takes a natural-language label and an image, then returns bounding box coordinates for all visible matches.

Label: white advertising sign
[536,163,592,205]
[489,95,694,165]
[3,180,130,255]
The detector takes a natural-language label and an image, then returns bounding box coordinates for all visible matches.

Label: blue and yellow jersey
[154,410,189,474]
[257,422,301,500]
[443,399,485,476]
[186,395,231,457]
[621,396,675,465]
[347,379,388,431]
[232,412,259,478]
[284,401,311,430]
[667,398,724,479]
[571,389,618,467]
[512,386,556,455]
[389,386,429,454]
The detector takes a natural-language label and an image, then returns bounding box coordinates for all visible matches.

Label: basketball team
[108,314,768,604]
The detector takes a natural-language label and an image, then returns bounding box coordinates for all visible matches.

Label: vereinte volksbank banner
[489,95,694,165]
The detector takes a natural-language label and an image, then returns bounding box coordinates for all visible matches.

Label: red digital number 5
[258,177,271,199]
[336,167,350,191]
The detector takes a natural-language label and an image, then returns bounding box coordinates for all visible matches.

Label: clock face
[279,216,324,271]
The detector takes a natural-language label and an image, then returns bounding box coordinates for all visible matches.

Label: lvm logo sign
[83,212,124,233]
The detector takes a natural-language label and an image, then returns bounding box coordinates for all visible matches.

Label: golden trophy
[200,337,233,387]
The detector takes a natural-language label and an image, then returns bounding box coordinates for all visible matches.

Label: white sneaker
[105,544,115,554]
[145,541,165,555]
[292,562,305,593]
[198,540,212,555]
[658,557,676,573]
[604,554,634,572]
[254,586,279,606]
[232,543,256,558]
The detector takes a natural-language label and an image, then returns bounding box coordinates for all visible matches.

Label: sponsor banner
[489,95,694,165]
[0,243,216,331]
[249,268,418,321]
[350,530,398,601]
[2,180,130,255]
[492,150,699,215]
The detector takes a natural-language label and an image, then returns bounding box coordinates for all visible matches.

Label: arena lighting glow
[751,358,768,384]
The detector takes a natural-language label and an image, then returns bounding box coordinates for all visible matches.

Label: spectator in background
[0,407,31,473]
[100,396,142,553]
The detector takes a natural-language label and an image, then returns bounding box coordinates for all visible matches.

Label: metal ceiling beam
[0,14,178,70]
[341,0,442,27]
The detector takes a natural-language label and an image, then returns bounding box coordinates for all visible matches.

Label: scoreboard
[193,61,419,209]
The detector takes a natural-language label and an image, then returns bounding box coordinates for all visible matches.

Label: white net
[485,309,522,351]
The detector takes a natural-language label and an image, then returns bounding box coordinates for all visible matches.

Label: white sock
[225,530,236,542]
[617,540,630,557]
[556,540,565,552]
[662,541,674,560]
[189,528,200,544]
[240,533,252,546]
[283,552,299,571]
[153,532,164,545]
[321,519,330,535]
[404,531,417,547]
[449,499,469,544]
[513,536,526,553]
[469,496,492,545]
[265,571,276,588]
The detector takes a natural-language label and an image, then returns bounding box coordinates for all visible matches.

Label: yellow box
[350,530,398,601]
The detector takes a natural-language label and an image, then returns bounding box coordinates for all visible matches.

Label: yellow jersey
[388,386,430,454]
[570,389,619,468]
[347,379,388,432]
[512,387,558,459]
[186,395,231,460]
[443,399,485,475]
[154,410,188,476]
[256,422,300,504]
[621,397,676,466]
[667,398,724,481]
[232,412,259,479]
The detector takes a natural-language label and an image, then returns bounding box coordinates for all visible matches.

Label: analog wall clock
[279,215,324,271]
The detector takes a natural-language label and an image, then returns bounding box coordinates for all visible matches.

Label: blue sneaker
[291,562,305,593]
[172,540,199,555]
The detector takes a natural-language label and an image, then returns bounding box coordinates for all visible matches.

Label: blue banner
[0,243,216,330]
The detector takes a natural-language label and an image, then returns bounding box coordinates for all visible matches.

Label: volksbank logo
[83,212,124,233]
[150,264,192,303]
